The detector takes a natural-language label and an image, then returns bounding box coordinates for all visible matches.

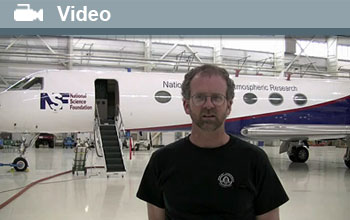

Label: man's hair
[181,64,235,101]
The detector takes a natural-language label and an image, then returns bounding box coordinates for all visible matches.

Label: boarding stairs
[94,107,126,175]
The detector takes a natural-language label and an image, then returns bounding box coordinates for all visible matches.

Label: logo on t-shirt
[218,173,234,188]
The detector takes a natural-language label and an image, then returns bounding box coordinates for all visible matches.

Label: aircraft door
[95,79,119,123]
[95,80,108,121]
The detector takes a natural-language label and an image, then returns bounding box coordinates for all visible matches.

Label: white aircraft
[0,69,349,170]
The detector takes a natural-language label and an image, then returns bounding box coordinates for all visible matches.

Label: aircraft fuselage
[0,70,349,138]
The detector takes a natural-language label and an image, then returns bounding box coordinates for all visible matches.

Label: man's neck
[189,128,230,148]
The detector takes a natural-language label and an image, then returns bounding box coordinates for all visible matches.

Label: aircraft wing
[240,124,350,141]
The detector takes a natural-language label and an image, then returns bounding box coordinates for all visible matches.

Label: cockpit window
[23,77,43,90]
[8,78,31,90]
[8,77,43,91]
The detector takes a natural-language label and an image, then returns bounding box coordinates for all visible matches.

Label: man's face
[183,74,232,132]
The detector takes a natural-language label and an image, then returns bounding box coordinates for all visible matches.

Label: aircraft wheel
[13,157,28,172]
[288,154,298,162]
[295,147,309,163]
[345,160,350,169]
[288,147,298,162]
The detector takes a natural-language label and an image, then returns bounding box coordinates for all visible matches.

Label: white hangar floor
[0,144,349,220]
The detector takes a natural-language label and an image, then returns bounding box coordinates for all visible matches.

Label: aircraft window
[243,93,258,104]
[8,78,31,91]
[155,90,171,104]
[269,93,283,106]
[22,77,43,90]
[294,93,307,106]
[8,77,43,90]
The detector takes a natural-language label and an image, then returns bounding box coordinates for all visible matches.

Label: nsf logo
[40,93,69,112]
[14,4,43,21]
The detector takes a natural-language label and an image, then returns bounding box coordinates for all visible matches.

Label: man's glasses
[191,94,226,106]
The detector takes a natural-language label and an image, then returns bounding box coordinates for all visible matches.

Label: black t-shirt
[137,135,289,220]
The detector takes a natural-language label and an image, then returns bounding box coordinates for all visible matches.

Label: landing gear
[0,137,30,172]
[14,138,29,171]
[13,157,28,172]
[0,157,28,171]
[288,146,309,163]
[287,141,309,163]
[284,137,350,169]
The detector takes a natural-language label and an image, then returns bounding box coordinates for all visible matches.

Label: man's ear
[183,99,190,115]
[226,100,233,116]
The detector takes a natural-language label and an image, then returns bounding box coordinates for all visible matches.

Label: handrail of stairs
[115,106,126,156]
[94,104,104,158]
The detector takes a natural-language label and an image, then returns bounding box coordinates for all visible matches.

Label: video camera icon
[14,4,43,21]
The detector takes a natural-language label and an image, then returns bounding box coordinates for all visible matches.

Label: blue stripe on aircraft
[225,95,350,134]
[128,95,350,133]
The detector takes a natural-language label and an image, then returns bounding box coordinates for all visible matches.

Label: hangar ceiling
[0,35,349,90]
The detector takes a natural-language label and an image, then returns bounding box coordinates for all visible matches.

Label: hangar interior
[0,36,350,220]
[1,35,350,90]
[1,35,350,146]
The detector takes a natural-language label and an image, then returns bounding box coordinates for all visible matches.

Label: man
[137,64,289,220]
